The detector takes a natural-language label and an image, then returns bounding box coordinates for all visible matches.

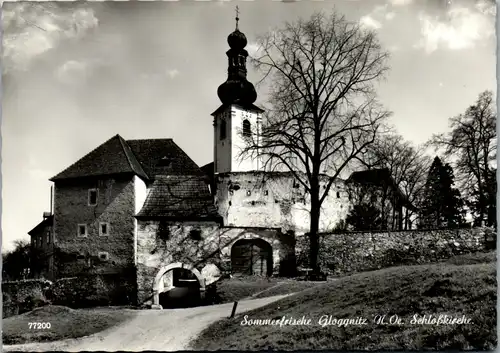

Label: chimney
[50,185,53,215]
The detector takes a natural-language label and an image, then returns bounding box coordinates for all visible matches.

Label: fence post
[230,301,238,318]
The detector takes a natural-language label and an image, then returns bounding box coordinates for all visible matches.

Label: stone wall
[53,175,137,277]
[49,272,137,307]
[2,279,52,318]
[135,220,294,304]
[296,227,495,276]
[215,172,350,233]
[136,220,221,303]
[2,272,136,317]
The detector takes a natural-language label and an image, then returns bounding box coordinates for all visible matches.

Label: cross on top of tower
[235,5,240,30]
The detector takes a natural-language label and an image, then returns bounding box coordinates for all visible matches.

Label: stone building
[28,212,54,280]
[29,19,413,307]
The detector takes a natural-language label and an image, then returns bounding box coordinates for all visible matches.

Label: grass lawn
[3,305,137,345]
[214,276,321,303]
[191,252,496,351]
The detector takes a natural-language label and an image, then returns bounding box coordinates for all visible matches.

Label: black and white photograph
[1,0,497,351]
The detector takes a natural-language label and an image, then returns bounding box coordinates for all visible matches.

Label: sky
[1,0,497,251]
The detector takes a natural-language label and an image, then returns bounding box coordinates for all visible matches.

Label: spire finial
[235,5,240,30]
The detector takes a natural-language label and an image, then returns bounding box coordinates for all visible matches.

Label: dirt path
[3,294,290,352]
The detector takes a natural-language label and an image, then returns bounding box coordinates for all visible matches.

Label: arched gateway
[231,238,273,276]
[152,262,206,307]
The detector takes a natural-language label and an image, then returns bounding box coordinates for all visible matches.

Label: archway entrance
[231,238,273,276]
[153,262,205,308]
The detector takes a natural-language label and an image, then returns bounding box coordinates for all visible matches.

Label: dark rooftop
[346,168,417,211]
[135,175,222,222]
[50,135,202,182]
[28,215,53,236]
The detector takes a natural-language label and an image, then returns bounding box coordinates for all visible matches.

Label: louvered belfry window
[242,119,251,137]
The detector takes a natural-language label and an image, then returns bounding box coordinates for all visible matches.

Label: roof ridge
[126,138,174,142]
[117,135,150,181]
[49,135,121,181]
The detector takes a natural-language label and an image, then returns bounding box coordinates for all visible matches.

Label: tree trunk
[309,185,321,274]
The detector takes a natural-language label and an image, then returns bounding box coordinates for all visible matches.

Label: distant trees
[429,91,497,227]
[354,131,431,229]
[345,203,382,231]
[2,240,43,281]
[419,156,465,229]
[244,11,391,273]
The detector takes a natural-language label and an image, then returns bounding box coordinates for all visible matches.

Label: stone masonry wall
[216,172,350,234]
[2,279,52,318]
[135,221,293,304]
[296,227,495,276]
[53,175,136,277]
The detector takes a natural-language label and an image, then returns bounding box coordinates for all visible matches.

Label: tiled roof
[50,135,149,181]
[136,175,222,222]
[200,162,215,195]
[50,135,203,182]
[127,139,203,177]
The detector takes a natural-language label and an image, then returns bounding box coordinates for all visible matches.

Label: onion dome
[217,79,257,105]
[227,29,247,50]
[217,9,257,106]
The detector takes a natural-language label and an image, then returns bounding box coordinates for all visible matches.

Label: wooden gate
[231,238,272,276]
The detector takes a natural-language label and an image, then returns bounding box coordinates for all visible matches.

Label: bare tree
[354,131,432,229]
[429,91,497,227]
[242,12,391,273]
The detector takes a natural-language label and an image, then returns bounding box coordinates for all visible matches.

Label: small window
[263,190,269,196]
[158,156,171,167]
[46,232,50,244]
[189,229,202,241]
[242,119,251,137]
[336,191,340,198]
[77,224,88,237]
[99,222,110,236]
[246,190,251,196]
[88,189,98,206]
[220,119,227,140]
[98,252,109,261]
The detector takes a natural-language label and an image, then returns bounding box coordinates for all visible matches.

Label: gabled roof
[127,139,203,177]
[346,168,417,211]
[346,168,394,185]
[50,135,204,182]
[28,216,53,236]
[50,135,149,182]
[136,175,222,222]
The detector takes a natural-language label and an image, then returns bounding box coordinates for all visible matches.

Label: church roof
[50,135,149,181]
[135,175,221,222]
[50,135,202,182]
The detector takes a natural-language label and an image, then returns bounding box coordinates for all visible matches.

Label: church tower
[211,11,264,173]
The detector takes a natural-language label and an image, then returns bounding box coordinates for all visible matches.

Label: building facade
[29,19,413,307]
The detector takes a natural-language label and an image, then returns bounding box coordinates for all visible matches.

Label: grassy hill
[191,252,497,351]
[3,305,136,345]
